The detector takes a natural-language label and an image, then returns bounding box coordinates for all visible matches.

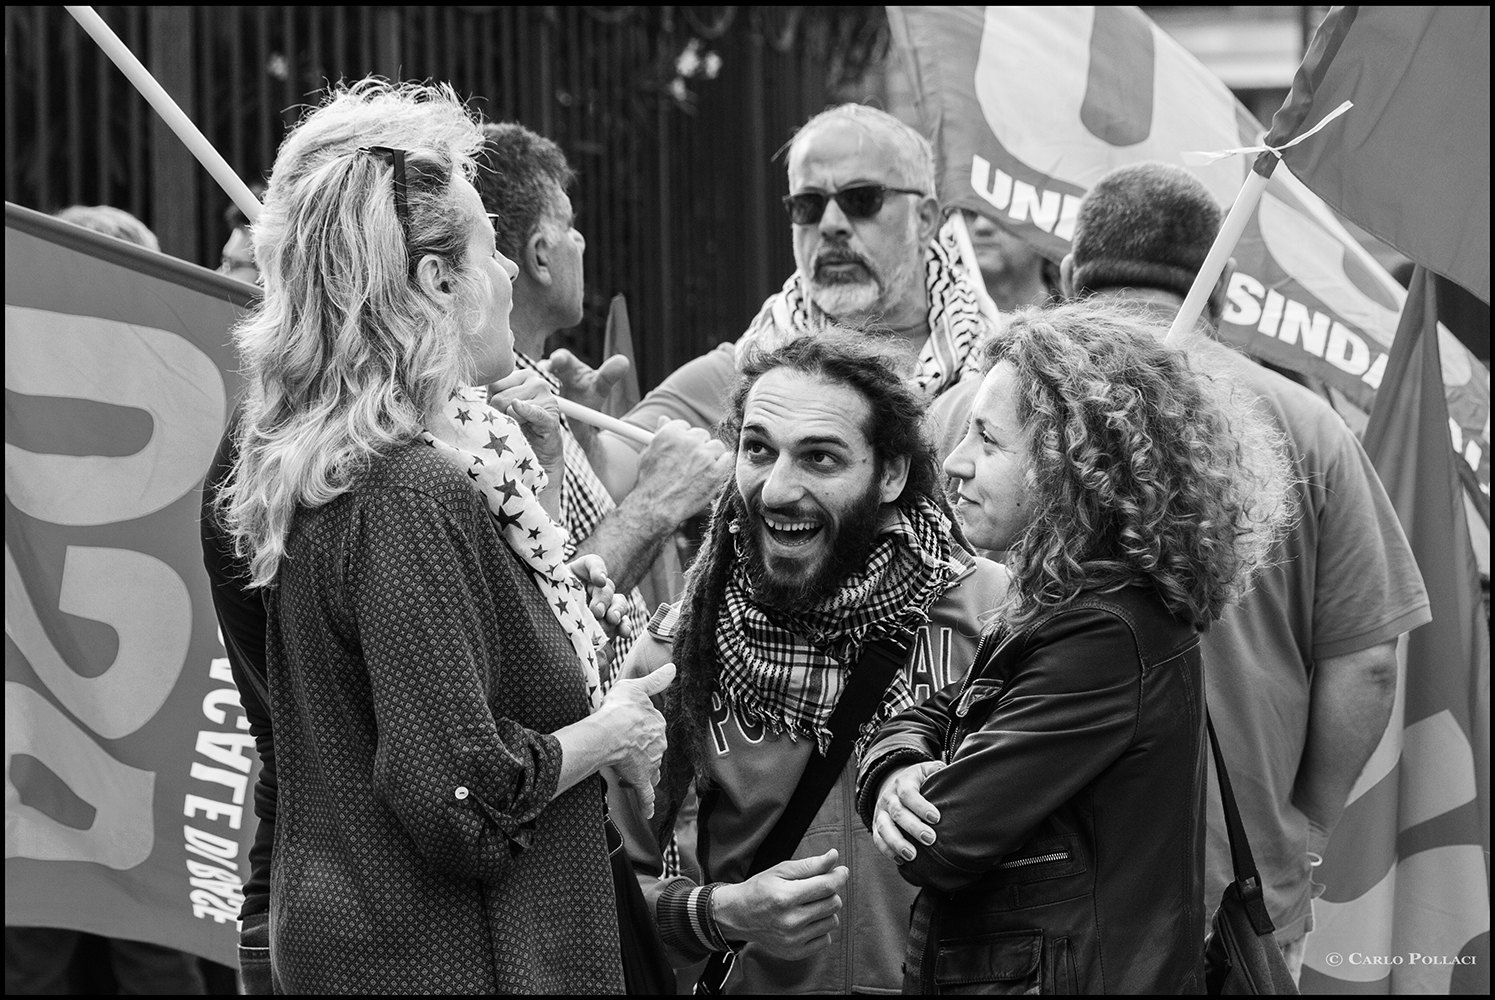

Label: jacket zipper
[943,626,1003,761]
[996,850,1070,869]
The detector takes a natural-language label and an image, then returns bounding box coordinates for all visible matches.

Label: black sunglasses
[359,145,410,233]
[781,184,926,225]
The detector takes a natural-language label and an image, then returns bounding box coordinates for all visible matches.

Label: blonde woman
[218,80,671,993]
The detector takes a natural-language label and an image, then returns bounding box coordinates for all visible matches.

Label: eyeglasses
[485,213,505,258]
[359,145,410,233]
[781,184,926,225]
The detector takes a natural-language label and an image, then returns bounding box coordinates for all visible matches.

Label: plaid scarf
[713,496,958,756]
[736,220,991,398]
[421,386,605,711]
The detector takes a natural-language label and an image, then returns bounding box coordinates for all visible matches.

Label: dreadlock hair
[654,329,959,830]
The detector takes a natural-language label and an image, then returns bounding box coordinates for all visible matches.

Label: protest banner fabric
[602,293,643,418]
[5,203,255,966]
[1272,7,1489,306]
[887,5,1489,502]
[1299,268,1490,994]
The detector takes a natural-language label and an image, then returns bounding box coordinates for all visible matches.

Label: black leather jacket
[857,586,1206,994]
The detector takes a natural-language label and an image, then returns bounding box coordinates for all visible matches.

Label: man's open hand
[547,349,632,451]
[711,849,848,960]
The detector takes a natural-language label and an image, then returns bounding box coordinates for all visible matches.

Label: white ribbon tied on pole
[1164,101,1354,346]
[1182,100,1354,166]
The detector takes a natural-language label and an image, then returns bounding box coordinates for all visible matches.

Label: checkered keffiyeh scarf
[714,496,958,756]
[421,386,605,710]
[736,222,991,398]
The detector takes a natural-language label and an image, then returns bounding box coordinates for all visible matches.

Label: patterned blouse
[264,442,623,993]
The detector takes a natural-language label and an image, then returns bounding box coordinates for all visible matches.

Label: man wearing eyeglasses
[474,123,733,680]
[576,105,993,598]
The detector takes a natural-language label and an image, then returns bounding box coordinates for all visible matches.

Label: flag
[1300,267,1491,994]
[5,202,255,966]
[1271,7,1489,306]
[601,293,642,418]
[887,5,1490,503]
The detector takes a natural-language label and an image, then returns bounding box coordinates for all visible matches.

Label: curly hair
[217,78,486,587]
[985,300,1293,630]
[654,329,962,822]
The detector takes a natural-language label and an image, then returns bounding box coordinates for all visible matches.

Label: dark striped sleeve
[655,878,732,959]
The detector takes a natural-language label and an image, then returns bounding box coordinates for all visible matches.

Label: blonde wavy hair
[988,301,1294,630]
[218,79,486,587]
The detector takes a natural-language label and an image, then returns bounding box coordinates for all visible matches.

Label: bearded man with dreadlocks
[607,331,1008,994]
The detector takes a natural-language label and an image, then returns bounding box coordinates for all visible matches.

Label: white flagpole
[556,398,655,446]
[946,210,1003,330]
[1164,102,1350,346]
[66,4,653,445]
[1163,164,1274,345]
[64,6,262,224]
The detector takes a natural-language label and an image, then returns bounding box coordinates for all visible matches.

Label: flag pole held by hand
[557,397,656,446]
[947,210,1003,330]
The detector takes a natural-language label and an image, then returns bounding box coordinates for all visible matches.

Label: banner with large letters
[889,5,1490,501]
[5,202,255,967]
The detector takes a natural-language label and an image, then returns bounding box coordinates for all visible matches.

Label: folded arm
[878,610,1142,893]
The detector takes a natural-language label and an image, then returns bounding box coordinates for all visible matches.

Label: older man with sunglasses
[578,105,993,527]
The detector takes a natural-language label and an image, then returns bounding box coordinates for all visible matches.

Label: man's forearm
[1293,639,1399,851]
[573,495,675,593]
[587,429,645,504]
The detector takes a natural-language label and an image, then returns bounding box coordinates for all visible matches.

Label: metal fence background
[4,5,890,390]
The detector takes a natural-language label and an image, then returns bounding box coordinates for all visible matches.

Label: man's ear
[878,453,911,504]
[415,253,453,300]
[1059,253,1077,300]
[524,227,552,286]
[1208,258,1238,323]
[915,196,942,244]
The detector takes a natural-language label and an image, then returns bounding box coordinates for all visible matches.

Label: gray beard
[805,275,882,319]
[801,236,926,325]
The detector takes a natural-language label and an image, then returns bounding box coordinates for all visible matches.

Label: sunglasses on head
[359,145,411,237]
[781,184,926,225]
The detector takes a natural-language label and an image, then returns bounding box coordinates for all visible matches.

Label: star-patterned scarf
[712,496,958,757]
[735,217,992,398]
[421,386,605,710]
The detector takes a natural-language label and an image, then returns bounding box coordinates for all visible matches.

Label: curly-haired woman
[856,300,1292,994]
[216,80,673,993]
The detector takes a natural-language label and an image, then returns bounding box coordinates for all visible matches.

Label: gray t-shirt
[1197,345,1429,942]
[625,340,738,434]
